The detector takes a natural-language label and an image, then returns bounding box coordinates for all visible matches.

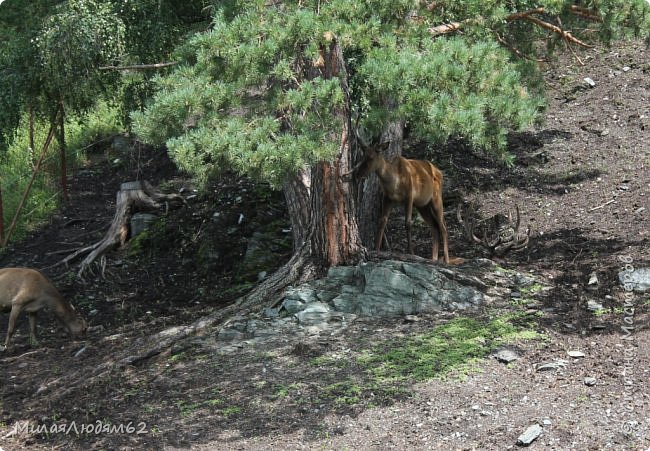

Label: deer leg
[3,303,22,350]
[376,197,393,252]
[432,197,450,264]
[27,312,39,347]
[431,217,440,261]
[418,205,439,261]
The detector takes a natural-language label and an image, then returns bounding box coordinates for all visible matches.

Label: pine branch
[428,5,599,48]
[428,21,463,36]
[507,10,594,48]
[99,62,178,71]
[494,33,547,62]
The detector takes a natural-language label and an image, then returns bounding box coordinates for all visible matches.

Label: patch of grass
[322,382,363,407]
[273,382,304,399]
[309,355,349,368]
[176,397,227,418]
[362,314,544,383]
[303,313,544,410]
[368,316,525,381]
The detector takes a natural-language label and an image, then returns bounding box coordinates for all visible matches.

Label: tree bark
[283,170,311,252]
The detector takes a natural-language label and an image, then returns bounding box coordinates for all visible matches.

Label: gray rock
[517,424,543,446]
[284,286,319,304]
[280,298,306,314]
[587,299,604,311]
[217,329,245,342]
[294,302,332,325]
[494,349,520,363]
[130,213,158,237]
[567,350,585,358]
[584,377,597,386]
[514,272,537,287]
[619,267,650,292]
[536,360,568,372]
[263,307,280,318]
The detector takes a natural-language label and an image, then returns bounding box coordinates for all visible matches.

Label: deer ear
[377,141,390,152]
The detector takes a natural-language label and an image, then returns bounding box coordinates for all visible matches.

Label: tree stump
[61,181,185,277]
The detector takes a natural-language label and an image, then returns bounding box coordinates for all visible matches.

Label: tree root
[58,180,185,278]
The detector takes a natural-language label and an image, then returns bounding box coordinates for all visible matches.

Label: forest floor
[0,40,649,450]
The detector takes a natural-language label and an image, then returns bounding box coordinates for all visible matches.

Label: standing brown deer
[355,141,450,263]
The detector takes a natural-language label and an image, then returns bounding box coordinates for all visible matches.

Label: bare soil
[1,40,649,450]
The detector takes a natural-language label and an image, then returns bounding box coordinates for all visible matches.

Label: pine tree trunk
[283,171,311,252]
[238,34,364,309]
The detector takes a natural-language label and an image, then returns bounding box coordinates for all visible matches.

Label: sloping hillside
[0,40,648,450]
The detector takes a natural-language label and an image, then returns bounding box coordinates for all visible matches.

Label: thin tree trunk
[0,182,5,245]
[29,105,35,168]
[3,113,59,246]
[58,101,68,200]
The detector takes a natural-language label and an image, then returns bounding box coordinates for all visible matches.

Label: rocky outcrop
[214,258,527,354]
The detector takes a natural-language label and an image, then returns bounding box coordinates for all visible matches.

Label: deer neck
[52,295,75,321]
[375,156,401,189]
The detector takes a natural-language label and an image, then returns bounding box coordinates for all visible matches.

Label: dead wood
[58,180,185,278]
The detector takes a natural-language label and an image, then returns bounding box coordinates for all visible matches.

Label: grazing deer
[354,141,451,263]
[0,268,87,350]
[457,202,530,257]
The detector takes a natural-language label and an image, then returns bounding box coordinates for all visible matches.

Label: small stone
[536,360,568,372]
[587,299,604,311]
[567,350,585,358]
[583,77,596,87]
[622,66,631,72]
[263,307,279,318]
[404,315,420,322]
[541,417,552,426]
[494,349,520,363]
[587,272,599,285]
[584,377,597,386]
[619,268,650,292]
[517,424,543,446]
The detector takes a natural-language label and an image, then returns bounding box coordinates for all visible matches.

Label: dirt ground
[0,40,649,450]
